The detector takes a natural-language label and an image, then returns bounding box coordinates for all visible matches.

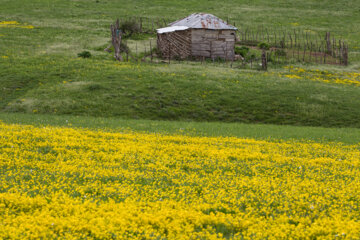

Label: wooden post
[339,40,342,64]
[144,45,147,62]
[261,50,267,71]
[303,44,306,62]
[150,40,153,63]
[336,41,340,64]
[325,32,331,55]
[306,32,309,50]
[343,42,348,66]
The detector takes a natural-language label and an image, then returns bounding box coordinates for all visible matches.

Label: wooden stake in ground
[339,40,343,64]
[261,50,267,71]
[303,44,306,62]
[325,32,331,55]
[343,42,348,66]
[150,40,153,63]
[332,37,336,58]
[111,19,123,61]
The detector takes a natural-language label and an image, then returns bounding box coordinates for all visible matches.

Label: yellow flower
[0,122,359,239]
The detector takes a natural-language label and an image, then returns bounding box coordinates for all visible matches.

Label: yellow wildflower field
[0,122,359,239]
[281,66,360,87]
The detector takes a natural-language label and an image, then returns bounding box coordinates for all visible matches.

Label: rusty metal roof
[169,13,237,30]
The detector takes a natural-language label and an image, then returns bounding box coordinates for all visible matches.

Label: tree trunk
[111,19,123,61]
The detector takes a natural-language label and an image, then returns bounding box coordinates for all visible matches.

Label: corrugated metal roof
[157,26,189,34]
[169,13,237,30]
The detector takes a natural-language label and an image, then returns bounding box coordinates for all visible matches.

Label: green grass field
[1,0,359,128]
[1,113,360,144]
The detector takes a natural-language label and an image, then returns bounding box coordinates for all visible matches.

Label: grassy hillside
[1,56,360,127]
[0,0,359,127]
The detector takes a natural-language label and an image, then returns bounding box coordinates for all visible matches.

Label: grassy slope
[2,57,360,127]
[0,0,359,127]
[1,112,360,144]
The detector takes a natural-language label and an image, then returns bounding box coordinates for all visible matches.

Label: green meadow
[0,0,359,130]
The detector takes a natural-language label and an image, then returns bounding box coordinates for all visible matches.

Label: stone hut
[157,13,237,60]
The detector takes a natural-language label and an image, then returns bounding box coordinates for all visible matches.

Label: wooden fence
[237,27,349,65]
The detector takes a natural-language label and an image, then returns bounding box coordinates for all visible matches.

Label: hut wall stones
[157,13,237,60]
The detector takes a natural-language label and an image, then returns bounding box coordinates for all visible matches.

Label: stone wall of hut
[157,30,191,59]
[191,29,236,60]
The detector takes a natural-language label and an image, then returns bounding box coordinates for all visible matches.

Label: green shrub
[77,51,91,58]
[275,49,287,57]
[235,46,249,57]
[258,42,270,50]
[120,20,141,38]
[245,53,256,62]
